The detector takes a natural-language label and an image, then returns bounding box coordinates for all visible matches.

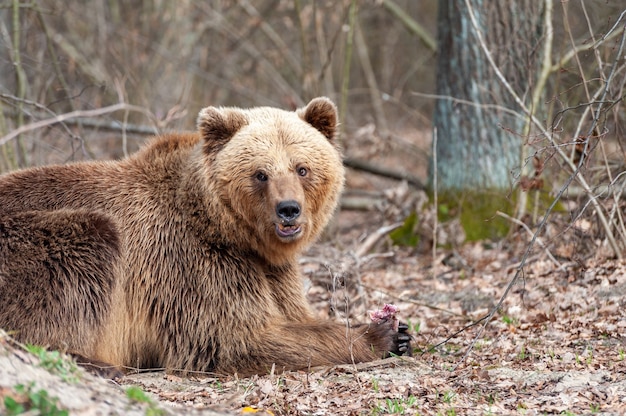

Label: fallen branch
[354,222,403,258]
[343,157,425,190]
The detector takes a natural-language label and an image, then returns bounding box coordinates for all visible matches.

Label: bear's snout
[276,200,301,222]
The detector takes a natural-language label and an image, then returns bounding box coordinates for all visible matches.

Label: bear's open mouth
[275,223,302,238]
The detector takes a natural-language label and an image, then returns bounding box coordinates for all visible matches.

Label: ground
[1,203,624,415]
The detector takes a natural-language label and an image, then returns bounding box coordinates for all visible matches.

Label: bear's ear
[298,97,338,141]
[197,107,248,154]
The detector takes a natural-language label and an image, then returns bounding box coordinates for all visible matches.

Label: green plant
[407,319,421,334]
[371,377,379,393]
[389,211,420,247]
[501,315,518,326]
[24,345,80,383]
[3,383,68,416]
[590,403,600,413]
[126,386,152,404]
[373,396,418,415]
[125,386,166,416]
[442,390,456,404]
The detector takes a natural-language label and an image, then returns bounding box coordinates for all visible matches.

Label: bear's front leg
[221,319,412,376]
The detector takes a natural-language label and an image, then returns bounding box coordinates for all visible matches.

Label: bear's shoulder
[132,132,201,162]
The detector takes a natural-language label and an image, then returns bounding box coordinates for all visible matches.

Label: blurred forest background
[1,0,439,169]
[0,0,625,252]
[0,0,619,165]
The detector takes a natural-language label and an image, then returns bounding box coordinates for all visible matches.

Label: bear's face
[197,98,344,264]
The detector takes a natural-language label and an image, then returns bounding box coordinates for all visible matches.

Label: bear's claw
[393,322,413,356]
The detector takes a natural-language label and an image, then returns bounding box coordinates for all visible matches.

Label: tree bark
[430,0,545,191]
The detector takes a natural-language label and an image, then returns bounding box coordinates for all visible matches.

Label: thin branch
[549,10,624,73]
[11,0,28,166]
[382,0,436,52]
[357,283,468,318]
[432,127,438,273]
[495,210,562,269]
[238,0,301,77]
[412,92,526,121]
[354,21,389,138]
[354,222,402,258]
[339,0,357,144]
[0,103,157,147]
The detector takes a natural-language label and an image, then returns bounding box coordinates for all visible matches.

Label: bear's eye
[256,171,268,182]
[297,167,308,177]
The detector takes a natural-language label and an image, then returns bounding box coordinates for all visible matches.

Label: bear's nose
[276,200,301,222]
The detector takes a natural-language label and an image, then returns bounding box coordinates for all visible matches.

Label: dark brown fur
[0,98,409,376]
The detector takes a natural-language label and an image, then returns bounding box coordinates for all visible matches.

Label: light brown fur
[0,98,408,376]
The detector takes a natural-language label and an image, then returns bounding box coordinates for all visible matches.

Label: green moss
[434,190,513,241]
[389,211,420,247]
[434,188,566,242]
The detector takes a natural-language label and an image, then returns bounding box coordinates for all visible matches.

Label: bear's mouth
[275,223,302,239]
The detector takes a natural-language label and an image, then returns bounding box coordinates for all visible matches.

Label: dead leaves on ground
[122,230,625,415]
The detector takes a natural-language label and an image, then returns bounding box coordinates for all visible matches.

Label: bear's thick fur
[0,97,410,376]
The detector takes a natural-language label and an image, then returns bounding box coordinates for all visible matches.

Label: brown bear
[0,97,410,377]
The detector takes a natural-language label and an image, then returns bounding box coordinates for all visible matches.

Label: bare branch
[0,104,157,147]
[382,0,436,52]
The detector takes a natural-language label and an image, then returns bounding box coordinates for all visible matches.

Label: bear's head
[197,97,344,265]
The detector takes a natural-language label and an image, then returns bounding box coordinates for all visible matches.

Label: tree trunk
[430,0,545,191]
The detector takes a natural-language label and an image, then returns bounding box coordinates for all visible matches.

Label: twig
[354,222,402,258]
[423,314,490,355]
[355,21,389,139]
[11,0,28,166]
[339,0,357,144]
[495,211,562,270]
[357,283,468,318]
[412,92,526,121]
[432,127,438,273]
[382,0,436,52]
[516,0,553,219]
[0,103,157,146]
[2,107,159,136]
